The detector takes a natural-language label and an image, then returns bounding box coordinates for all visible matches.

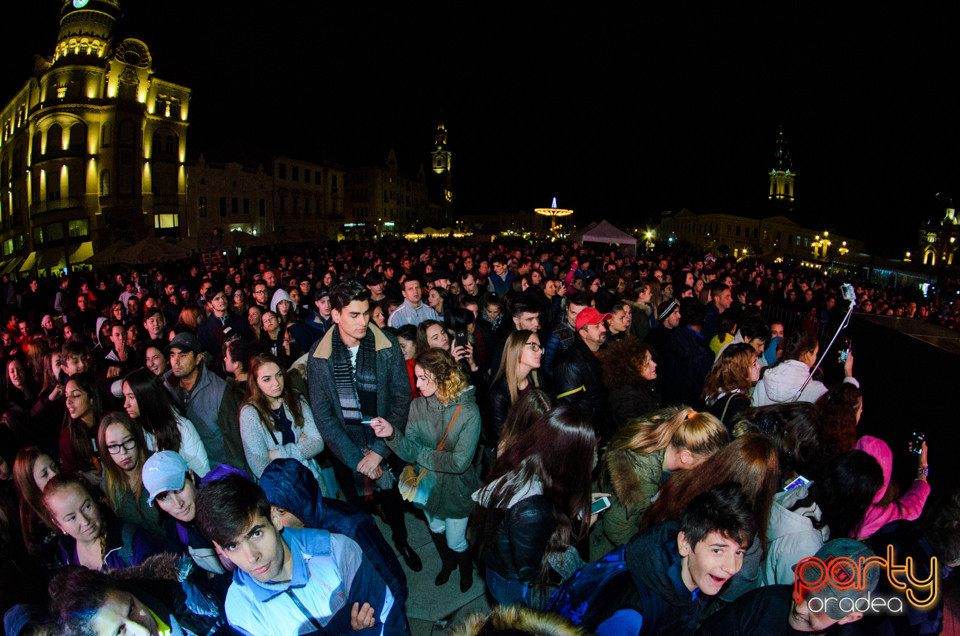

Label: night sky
[4,5,957,257]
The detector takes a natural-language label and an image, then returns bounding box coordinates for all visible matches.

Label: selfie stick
[793,284,856,401]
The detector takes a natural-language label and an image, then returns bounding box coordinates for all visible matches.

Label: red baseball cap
[575,307,612,331]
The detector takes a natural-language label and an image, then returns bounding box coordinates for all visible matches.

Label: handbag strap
[436,404,463,452]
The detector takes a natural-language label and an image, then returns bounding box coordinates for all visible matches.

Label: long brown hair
[64,373,104,474]
[13,447,58,553]
[492,330,541,403]
[641,434,779,552]
[701,343,757,402]
[244,354,304,433]
[97,412,151,513]
[479,405,596,582]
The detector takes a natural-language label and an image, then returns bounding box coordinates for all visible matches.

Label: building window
[231,197,238,214]
[33,227,43,246]
[154,214,179,229]
[316,172,322,186]
[219,197,226,217]
[292,166,299,181]
[100,170,110,196]
[199,196,207,217]
[278,163,286,179]
[243,198,250,215]
[736,226,741,237]
[304,168,310,183]
[47,168,61,201]
[259,199,265,217]
[68,218,89,238]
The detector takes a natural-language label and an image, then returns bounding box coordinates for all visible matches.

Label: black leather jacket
[482,494,555,583]
[553,338,607,421]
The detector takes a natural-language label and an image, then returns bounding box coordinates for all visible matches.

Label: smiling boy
[594,482,756,635]
[195,475,405,635]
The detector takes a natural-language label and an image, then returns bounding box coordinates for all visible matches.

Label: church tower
[769,127,795,212]
[431,119,451,175]
[427,119,453,227]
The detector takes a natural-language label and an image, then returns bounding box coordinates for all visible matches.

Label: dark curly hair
[598,338,655,390]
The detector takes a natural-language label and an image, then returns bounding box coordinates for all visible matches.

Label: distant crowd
[0,239,955,635]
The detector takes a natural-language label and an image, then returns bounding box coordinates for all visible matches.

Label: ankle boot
[454,549,473,593]
[429,532,457,585]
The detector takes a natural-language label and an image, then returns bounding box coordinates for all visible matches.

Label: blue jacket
[258,459,407,607]
[595,522,708,635]
[224,527,404,636]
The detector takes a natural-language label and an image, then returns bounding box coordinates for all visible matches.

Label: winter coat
[223,527,403,636]
[760,482,829,585]
[607,383,659,432]
[258,458,407,607]
[142,412,210,477]
[753,359,859,406]
[474,474,555,584]
[661,327,713,407]
[238,396,324,481]
[589,448,666,561]
[852,435,930,539]
[57,515,167,571]
[554,339,607,428]
[385,387,481,519]
[593,521,710,635]
[306,324,411,492]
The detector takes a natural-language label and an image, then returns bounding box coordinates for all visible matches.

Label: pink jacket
[852,435,930,539]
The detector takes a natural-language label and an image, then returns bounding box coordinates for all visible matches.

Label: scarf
[331,327,380,496]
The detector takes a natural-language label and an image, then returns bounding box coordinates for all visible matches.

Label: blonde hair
[607,406,728,459]
[492,330,541,404]
[415,348,469,404]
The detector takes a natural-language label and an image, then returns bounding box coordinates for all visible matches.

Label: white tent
[572,220,637,255]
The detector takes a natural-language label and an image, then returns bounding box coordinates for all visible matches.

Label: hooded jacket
[589,447,666,562]
[851,435,930,539]
[258,459,407,606]
[761,482,828,585]
[386,386,481,519]
[594,521,709,635]
[753,359,859,406]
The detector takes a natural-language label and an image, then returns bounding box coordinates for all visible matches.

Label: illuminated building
[0,0,190,276]
[769,127,795,212]
[427,119,454,228]
[919,205,959,266]
[346,148,428,238]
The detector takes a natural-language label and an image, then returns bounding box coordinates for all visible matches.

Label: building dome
[54,0,123,65]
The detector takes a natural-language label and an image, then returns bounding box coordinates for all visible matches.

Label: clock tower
[769,127,795,213]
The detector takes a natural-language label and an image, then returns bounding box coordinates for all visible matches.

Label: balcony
[30,197,85,216]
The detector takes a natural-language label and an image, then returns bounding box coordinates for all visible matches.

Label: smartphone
[591,496,611,515]
[783,475,811,493]
[909,430,926,456]
[838,337,852,363]
[454,330,468,349]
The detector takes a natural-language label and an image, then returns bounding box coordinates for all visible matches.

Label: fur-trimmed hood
[449,604,587,636]
[603,446,666,508]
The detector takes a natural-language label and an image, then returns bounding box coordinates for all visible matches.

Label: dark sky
[4,4,957,257]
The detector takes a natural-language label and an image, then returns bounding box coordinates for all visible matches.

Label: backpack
[546,545,653,631]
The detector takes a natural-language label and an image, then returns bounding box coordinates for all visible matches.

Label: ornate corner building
[0,0,190,276]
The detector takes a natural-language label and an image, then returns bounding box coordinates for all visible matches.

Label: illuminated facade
[769,127,795,210]
[346,148,428,237]
[658,208,863,260]
[427,120,454,228]
[919,206,959,266]
[0,0,190,276]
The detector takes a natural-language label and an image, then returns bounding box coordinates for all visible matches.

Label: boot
[394,540,423,572]
[454,549,473,593]
[429,532,457,586]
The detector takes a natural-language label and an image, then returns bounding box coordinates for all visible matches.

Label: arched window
[47,124,63,154]
[101,121,112,147]
[100,170,110,196]
[31,131,43,162]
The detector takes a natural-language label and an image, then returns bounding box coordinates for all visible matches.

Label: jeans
[422,511,469,553]
[485,568,532,607]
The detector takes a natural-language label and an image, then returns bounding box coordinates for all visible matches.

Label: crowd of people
[0,238,956,635]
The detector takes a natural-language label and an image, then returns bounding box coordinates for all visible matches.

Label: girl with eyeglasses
[488,330,545,443]
[97,412,162,536]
